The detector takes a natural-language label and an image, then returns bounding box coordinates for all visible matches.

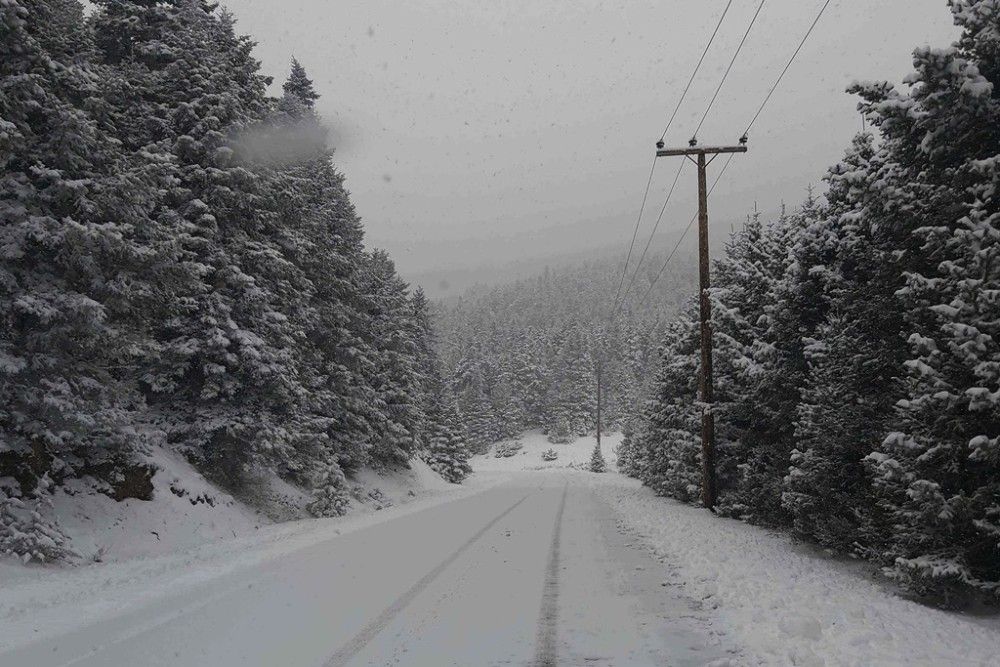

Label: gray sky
[222,0,960,291]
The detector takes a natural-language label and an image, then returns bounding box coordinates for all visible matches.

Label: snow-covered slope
[4,446,459,572]
[48,448,262,564]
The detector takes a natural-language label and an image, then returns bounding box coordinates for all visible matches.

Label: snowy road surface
[1,472,732,667]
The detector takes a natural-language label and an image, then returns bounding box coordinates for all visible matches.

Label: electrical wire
[617,160,686,308]
[612,0,737,317]
[658,0,735,144]
[612,157,658,308]
[630,0,834,312]
[615,0,761,317]
[743,0,832,137]
[633,153,737,311]
[692,0,767,139]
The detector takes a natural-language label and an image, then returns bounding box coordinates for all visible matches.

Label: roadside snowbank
[589,474,999,666]
[8,446,459,569]
[45,447,262,564]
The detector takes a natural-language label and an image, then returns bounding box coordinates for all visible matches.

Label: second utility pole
[595,360,602,451]
[654,141,747,511]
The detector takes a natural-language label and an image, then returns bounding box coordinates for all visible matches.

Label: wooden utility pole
[595,361,602,451]
[654,141,747,510]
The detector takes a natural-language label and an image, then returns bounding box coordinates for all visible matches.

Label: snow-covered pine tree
[702,202,810,524]
[738,196,829,526]
[489,373,524,441]
[360,250,424,467]
[92,0,305,490]
[589,442,607,473]
[631,317,703,501]
[306,460,350,517]
[782,133,904,554]
[1,0,178,559]
[422,400,472,484]
[0,475,74,563]
[260,58,375,479]
[708,211,776,517]
[511,340,548,426]
[615,419,642,479]
[410,287,441,450]
[283,57,321,108]
[863,1,1000,600]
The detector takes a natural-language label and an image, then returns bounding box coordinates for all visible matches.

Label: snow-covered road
[0,472,732,667]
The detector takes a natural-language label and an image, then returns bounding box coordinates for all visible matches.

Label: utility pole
[596,361,602,452]
[654,141,747,510]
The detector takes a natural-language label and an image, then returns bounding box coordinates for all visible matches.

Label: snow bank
[588,475,999,666]
[48,447,261,563]
[7,446,461,568]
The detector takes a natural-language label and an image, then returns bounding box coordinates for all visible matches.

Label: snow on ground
[586,472,1000,667]
[46,447,262,564]
[11,446,459,570]
[4,432,997,665]
[471,428,622,473]
[0,452,489,653]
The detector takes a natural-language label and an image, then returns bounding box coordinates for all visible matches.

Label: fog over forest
[219,0,960,295]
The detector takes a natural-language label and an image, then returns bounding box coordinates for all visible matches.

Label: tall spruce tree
[0,0,183,559]
[864,1,1000,600]
[782,133,903,553]
[92,0,308,490]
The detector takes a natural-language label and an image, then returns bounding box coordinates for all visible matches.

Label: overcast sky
[221,0,960,289]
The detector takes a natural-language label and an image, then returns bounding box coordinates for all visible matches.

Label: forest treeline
[618,1,1000,603]
[1,0,468,563]
[437,257,695,451]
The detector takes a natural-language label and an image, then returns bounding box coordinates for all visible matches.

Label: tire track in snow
[533,482,568,667]
[324,491,531,667]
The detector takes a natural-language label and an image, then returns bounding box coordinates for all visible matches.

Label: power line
[658,0,735,144]
[633,0,834,312]
[612,0,736,315]
[633,153,737,311]
[692,0,767,139]
[743,0,832,136]
[612,157,657,309]
[617,160,686,309]
[617,0,761,316]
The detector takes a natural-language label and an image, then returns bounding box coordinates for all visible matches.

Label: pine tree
[0,474,74,563]
[863,2,1000,600]
[306,460,350,517]
[782,133,903,553]
[633,317,703,501]
[0,0,181,559]
[422,401,472,484]
[360,250,423,467]
[589,442,607,473]
[92,0,304,490]
[707,204,809,523]
[614,419,640,477]
[283,57,320,108]
[267,59,374,476]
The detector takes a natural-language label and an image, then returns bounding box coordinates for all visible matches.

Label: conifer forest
[1,1,998,665]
